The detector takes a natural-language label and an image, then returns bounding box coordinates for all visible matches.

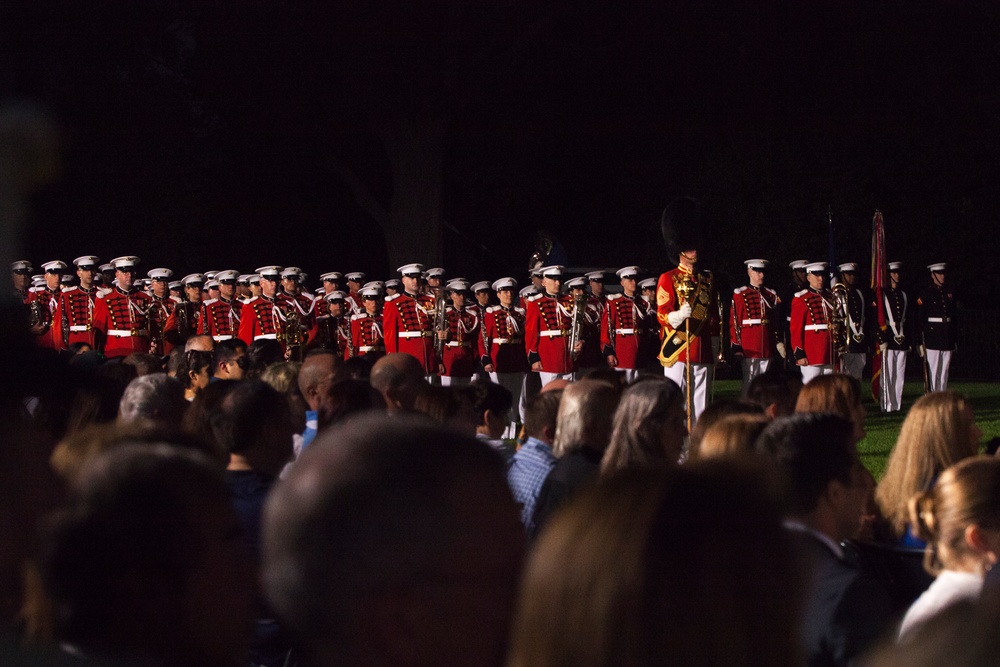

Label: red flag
[870,211,888,406]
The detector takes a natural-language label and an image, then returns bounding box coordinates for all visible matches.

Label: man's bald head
[263,414,524,667]
[369,353,427,413]
[184,334,214,353]
[298,351,344,412]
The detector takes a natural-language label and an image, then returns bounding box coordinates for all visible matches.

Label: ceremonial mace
[676,273,697,434]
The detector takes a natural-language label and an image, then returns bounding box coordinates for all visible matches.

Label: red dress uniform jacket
[524,292,576,374]
[238,296,281,345]
[383,292,437,373]
[480,305,528,373]
[309,315,351,358]
[53,287,98,348]
[28,287,60,349]
[351,312,385,357]
[600,293,649,369]
[656,266,719,365]
[92,286,154,358]
[147,295,179,355]
[440,305,480,378]
[163,301,204,348]
[790,288,835,365]
[345,291,364,317]
[200,298,242,342]
[730,285,780,359]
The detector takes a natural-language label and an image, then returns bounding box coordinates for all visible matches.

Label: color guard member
[837,262,869,380]
[917,262,956,392]
[877,261,910,411]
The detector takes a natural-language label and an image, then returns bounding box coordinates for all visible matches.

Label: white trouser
[539,371,575,388]
[490,371,528,437]
[663,362,711,422]
[880,349,907,412]
[926,349,951,392]
[842,352,866,380]
[614,368,640,384]
[741,358,773,388]
[440,375,470,387]
[800,364,835,384]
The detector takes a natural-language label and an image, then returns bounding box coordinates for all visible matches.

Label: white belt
[213,335,233,341]
[615,328,636,335]
[255,333,277,340]
[804,324,828,331]
[741,319,762,325]
[108,329,147,337]
[493,338,523,344]
[927,317,951,323]
[540,330,564,337]
[359,345,384,352]
[445,341,470,347]
[399,331,431,338]
[69,325,89,332]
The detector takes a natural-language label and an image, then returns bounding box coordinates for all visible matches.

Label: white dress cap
[927,262,947,272]
[255,266,282,279]
[616,266,640,279]
[111,256,140,269]
[565,277,587,289]
[586,270,605,282]
[446,279,470,292]
[639,278,657,290]
[492,277,517,291]
[805,262,828,274]
[744,259,768,270]
[397,263,425,276]
[888,261,903,271]
[838,262,859,273]
[147,268,173,280]
[471,281,491,292]
[182,273,206,286]
[41,260,68,272]
[345,272,366,282]
[73,256,100,268]
[540,265,565,278]
[324,290,347,302]
[788,259,809,270]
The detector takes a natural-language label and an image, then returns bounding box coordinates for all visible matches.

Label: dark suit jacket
[789,528,895,667]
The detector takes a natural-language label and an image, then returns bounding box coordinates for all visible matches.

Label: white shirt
[898,569,983,641]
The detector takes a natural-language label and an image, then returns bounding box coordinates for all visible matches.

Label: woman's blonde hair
[877,391,979,536]
[908,456,1000,575]
[694,413,770,461]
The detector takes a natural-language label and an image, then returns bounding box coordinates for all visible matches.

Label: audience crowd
[1,297,997,667]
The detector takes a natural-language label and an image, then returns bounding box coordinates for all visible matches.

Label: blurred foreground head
[508,460,800,667]
[38,444,254,667]
[263,414,525,667]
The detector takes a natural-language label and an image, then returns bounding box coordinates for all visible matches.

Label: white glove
[918,344,926,358]
[776,341,787,359]
[666,303,692,328]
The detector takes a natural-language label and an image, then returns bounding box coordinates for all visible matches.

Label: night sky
[4,1,1000,298]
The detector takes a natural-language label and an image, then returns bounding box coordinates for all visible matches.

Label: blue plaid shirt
[506,437,557,534]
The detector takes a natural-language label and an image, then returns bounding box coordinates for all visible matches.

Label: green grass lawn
[713,379,1000,481]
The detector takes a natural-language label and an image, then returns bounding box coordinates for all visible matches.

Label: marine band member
[54,256,101,349]
[164,273,206,349]
[789,262,836,383]
[200,270,243,343]
[601,265,649,383]
[730,259,784,387]
[383,263,438,377]
[524,265,580,386]
[92,256,154,358]
[351,285,385,359]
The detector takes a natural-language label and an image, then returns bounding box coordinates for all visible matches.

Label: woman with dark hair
[176,350,214,401]
[600,376,686,477]
[509,461,802,667]
[242,339,284,381]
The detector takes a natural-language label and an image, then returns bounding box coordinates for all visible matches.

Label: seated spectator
[243,339,284,381]
[508,461,802,667]
[38,444,254,666]
[184,333,215,352]
[262,414,525,667]
[315,379,384,434]
[413,385,478,436]
[692,413,770,461]
[122,352,164,376]
[794,373,866,443]
[507,390,562,536]
[213,339,247,381]
[296,351,346,453]
[756,413,894,665]
[369,353,427,414]
[745,368,803,418]
[180,379,241,465]
[466,380,515,462]
[898,456,1000,641]
[176,349,214,401]
[117,373,186,427]
[686,398,764,461]
[531,380,618,539]
[600,376,686,477]
[261,361,307,435]
[876,391,982,546]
